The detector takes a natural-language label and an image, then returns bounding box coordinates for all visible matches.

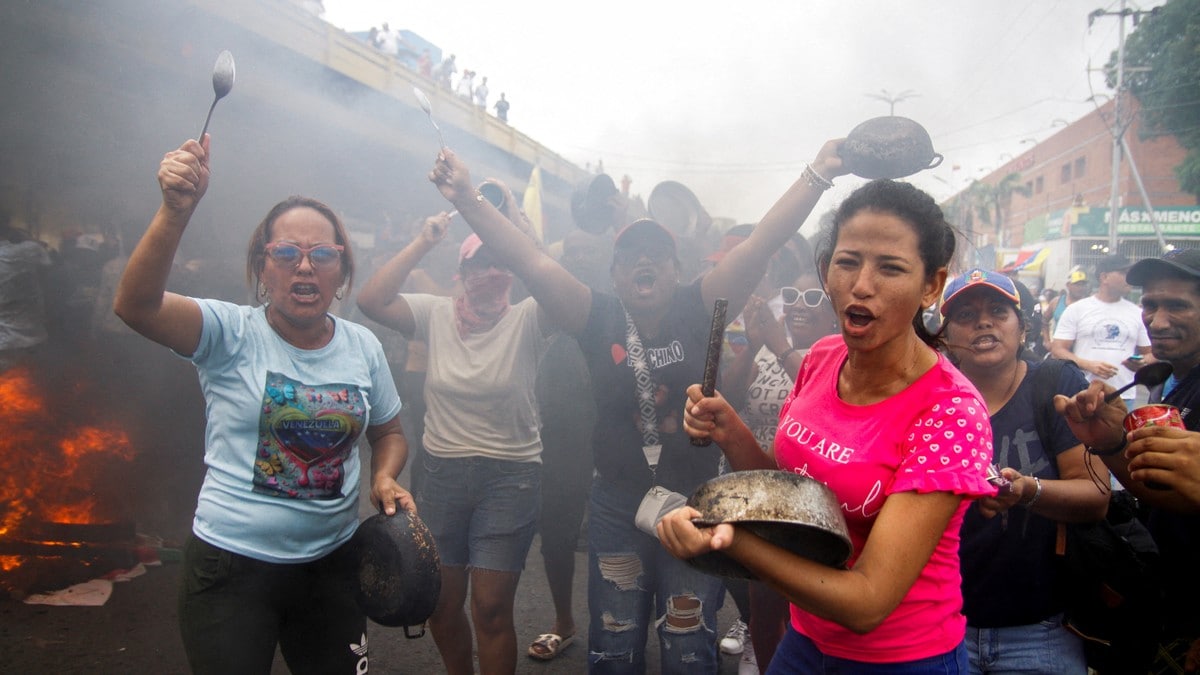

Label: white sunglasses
[780,287,828,308]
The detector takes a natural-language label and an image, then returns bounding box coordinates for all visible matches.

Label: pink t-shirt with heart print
[775,335,994,663]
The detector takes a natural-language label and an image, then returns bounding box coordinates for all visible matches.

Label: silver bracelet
[1020,476,1043,508]
[803,163,834,191]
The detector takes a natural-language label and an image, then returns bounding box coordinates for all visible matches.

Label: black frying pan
[350,509,441,635]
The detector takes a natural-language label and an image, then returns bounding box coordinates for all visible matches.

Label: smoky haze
[0,1,573,264]
[0,0,584,541]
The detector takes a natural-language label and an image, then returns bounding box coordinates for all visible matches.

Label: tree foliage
[951,175,1032,247]
[1106,0,1200,198]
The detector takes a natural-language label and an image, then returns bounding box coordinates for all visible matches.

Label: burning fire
[0,366,135,577]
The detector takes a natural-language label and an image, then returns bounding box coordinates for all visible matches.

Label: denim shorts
[965,614,1086,674]
[416,453,541,572]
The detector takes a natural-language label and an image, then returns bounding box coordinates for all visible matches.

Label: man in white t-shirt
[1050,253,1155,404]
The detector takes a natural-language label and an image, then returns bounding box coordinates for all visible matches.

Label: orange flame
[0,367,135,538]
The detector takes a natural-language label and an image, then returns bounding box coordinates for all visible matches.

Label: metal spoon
[413,86,446,148]
[198,50,236,140]
[1103,361,1173,403]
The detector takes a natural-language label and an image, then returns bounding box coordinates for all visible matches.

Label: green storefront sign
[1055,206,1200,237]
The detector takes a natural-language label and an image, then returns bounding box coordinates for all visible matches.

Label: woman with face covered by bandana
[357,198,547,675]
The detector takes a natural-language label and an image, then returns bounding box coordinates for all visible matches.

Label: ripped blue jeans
[587,478,723,674]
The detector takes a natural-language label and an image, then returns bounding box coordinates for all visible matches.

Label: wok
[571,173,622,234]
[350,510,441,633]
[686,470,851,579]
[839,116,943,179]
[647,181,712,238]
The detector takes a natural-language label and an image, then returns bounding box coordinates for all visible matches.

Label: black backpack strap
[1029,357,1070,451]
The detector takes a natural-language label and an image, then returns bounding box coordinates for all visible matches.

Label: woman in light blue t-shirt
[114,135,411,674]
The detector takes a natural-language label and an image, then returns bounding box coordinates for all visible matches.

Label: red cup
[1123,404,1185,433]
[1123,404,1184,490]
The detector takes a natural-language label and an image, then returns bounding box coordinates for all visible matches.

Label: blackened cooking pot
[350,510,441,632]
[571,173,621,234]
[686,470,851,579]
[647,181,713,238]
[839,116,943,179]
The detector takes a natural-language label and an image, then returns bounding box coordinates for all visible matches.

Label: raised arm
[430,150,591,336]
[113,137,210,356]
[355,212,451,336]
[702,140,846,317]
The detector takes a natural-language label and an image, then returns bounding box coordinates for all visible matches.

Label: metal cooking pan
[839,116,944,179]
[571,173,623,234]
[686,470,851,579]
[350,510,441,634]
[647,181,713,238]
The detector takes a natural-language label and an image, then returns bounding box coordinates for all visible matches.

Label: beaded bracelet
[1020,475,1043,508]
[1086,436,1128,456]
[776,347,799,369]
[803,164,834,191]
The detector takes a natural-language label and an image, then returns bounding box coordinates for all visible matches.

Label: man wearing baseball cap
[1042,266,1090,351]
[1050,254,1153,406]
[1055,248,1200,672]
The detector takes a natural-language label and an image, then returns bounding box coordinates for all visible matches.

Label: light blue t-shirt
[186,299,401,563]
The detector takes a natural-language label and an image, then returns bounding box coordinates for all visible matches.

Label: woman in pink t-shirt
[660,180,995,673]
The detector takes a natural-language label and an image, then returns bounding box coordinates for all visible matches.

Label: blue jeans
[417,453,541,572]
[768,624,969,674]
[587,478,724,674]
[965,614,1087,674]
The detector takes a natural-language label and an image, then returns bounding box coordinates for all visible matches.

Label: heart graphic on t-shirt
[611,344,628,365]
[270,409,353,467]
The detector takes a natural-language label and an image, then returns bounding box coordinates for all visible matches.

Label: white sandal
[527,632,575,660]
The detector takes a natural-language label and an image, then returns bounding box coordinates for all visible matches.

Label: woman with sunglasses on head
[939,269,1107,675]
[426,141,844,675]
[113,136,410,674]
[662,179,997,673]
[356,182,547,675]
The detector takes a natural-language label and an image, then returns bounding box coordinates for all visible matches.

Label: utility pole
[1089,0,1161,252]
[1090,2,1166,252]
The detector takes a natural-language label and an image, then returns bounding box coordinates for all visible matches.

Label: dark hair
[767,245,801,288]
[787,232,817,276]
[819,180,956,348]
[245,196,355,292]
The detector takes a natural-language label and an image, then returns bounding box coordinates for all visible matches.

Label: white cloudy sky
[321,0,1134,229]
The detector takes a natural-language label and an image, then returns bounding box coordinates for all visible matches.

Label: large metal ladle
[198,50,236,140]
[413,86,446,148]
[1104,361,1173,403]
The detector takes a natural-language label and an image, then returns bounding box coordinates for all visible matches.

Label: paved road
[0,449,747,673]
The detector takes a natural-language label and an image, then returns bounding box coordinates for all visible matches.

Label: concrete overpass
[0,0,590,256]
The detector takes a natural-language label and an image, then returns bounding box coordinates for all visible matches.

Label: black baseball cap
[1127,249,1200,286]
[1095,254,1132,276]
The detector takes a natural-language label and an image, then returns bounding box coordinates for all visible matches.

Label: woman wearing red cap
[357,199,545,675]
